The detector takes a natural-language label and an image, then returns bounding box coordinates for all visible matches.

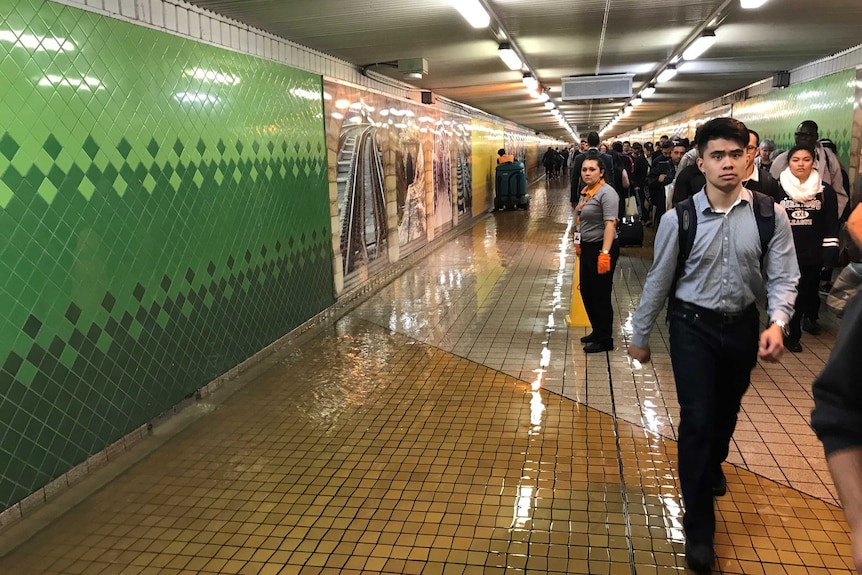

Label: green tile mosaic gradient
[733,70,855,165]
[0,0,333,509]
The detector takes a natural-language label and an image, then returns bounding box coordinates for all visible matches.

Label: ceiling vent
[561,74,635,101]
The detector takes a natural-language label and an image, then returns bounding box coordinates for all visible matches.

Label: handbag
[624,194,638,217]
[826,262,862,317]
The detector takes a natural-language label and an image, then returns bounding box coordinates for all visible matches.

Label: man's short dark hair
[695,118,749,157]
[631,142,643,150]
[587,131,600,146]
[612,141,623,153]
[747,129,759,146]
[661,141,673,150]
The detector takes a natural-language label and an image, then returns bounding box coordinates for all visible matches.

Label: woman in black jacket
[776,145,841,351]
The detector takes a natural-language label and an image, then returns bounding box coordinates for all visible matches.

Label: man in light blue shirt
[627,118,800,574]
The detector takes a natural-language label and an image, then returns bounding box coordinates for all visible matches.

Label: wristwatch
[770,320,789,338]
[600,249,610,254]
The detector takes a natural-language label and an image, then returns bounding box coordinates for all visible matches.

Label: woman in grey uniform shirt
[575,152,620,352]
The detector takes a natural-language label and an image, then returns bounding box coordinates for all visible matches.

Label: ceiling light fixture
[656,65,678,84]
[498,43,522,70]
[631,96,643,106]
[683,30,717,61]
[452,0,490,28]
[740,0,768,8]
[642,84,656,97]
[539,90,550,102]
[544,101,555,109]
[522,74,538,90]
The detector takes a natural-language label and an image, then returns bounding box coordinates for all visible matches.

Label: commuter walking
[573,151,619,353]
[776,145,840,352]
[627,118,800,574]
[811,203,862,575]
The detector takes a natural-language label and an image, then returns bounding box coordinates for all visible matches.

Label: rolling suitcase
[617,216,644,247]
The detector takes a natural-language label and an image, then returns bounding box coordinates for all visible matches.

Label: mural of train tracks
[337,124,387,275]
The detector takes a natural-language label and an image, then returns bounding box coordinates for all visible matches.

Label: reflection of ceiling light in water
[0,31,75,51]
[511,485,534,529]
[187,67,240,84]
[348,116,362,123]
[335,99,350,109]
[38,75,103,90]
[174,92,220,104]
[331,112,344,120]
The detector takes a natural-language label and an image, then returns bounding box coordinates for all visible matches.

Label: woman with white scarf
[777,145,841,352]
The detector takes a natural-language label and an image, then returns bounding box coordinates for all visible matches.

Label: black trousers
[789,264,821,340]
[669,301,760,545]
[579,241,619,342]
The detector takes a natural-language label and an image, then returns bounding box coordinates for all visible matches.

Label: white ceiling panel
[184,0,862,140]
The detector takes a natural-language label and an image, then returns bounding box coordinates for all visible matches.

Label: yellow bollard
[566,255,591,327]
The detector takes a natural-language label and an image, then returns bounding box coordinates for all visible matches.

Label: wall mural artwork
[324,80,481,291]
[432,121,454,231]
[398,129,427,245]
[455,124,473,216]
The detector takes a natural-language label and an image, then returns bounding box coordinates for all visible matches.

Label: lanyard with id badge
[575,179,604,247]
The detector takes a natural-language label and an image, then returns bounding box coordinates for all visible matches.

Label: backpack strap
[751,190,776,270]
[667,197,697,319]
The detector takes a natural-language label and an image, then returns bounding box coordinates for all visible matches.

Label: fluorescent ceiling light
[453,0,490,28]
[498,44,522,70]
[544,101,555,109]
[642,84,656,97]
[522,74,538,90]
[539,90,550,102]
[683,30,716,61]
[631,96,643,106]
[740,0,768,8]
[656,66,678,84]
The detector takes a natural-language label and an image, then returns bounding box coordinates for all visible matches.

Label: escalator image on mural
[337,124,388,276]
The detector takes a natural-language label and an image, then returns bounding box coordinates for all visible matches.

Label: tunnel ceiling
[183,0,862,140]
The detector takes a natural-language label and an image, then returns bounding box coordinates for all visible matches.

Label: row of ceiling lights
[602,0,771,137]
[453,0,577,139]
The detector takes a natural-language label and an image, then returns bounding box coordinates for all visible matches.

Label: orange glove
[597,252,611,274]
[575,244,581,256]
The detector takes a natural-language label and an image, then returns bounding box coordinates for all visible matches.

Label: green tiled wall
[733,70,855,165]
[0,0,333,509]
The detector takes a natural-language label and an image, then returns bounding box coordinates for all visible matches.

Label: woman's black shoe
[580,333,596,343]
[784,339,802,353]
[583,340,613,353]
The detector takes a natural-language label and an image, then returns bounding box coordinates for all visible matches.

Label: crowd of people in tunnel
[549,117,862,574]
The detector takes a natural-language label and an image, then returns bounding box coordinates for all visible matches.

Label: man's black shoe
[802,318,822,335]
[784,339,802,353]
[685,542,714,574]
[580,333,597,343]
[712,470,727,497]
[583,340,613,353]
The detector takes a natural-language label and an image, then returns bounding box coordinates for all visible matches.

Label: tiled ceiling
[185,0,862,140]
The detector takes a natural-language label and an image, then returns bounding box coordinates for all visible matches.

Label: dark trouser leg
[801,265,822,322]
[709,307,759,477]
[579,242,617,342]
[790,265,821,339]
[669,306,758,545]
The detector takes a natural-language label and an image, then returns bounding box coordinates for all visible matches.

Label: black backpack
[667,191,776,317]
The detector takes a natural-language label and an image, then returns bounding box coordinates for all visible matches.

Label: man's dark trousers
[669,302,760,545]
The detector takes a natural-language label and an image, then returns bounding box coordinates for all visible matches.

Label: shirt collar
[694,186,752,215]
[743,165,760,183]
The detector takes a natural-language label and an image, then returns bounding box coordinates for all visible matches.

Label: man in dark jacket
[742,129,781,201]
[571,131,615,201]
[811,203,862,575]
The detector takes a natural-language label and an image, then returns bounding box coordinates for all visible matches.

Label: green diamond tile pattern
[733,69,855,164]
[0,0,334,509]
